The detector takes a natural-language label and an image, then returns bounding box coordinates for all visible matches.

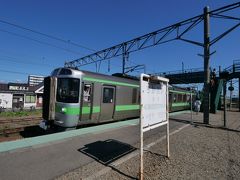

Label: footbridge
[153,61,240,113]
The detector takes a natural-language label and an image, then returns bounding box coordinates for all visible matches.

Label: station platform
[0,110,239,180]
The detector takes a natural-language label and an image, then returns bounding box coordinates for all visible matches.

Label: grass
[0,109,42,118]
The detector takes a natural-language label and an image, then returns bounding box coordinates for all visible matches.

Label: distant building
[0,82,43,110]
[28,75,44,86]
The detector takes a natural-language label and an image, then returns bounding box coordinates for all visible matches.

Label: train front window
[56,78,80,103]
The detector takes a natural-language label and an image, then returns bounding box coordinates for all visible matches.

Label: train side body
[43,68,195,128]
[43,68,139,128]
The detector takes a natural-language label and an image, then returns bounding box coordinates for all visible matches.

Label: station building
[0,76,44,110]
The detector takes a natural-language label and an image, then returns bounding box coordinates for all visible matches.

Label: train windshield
[56,78,80,103]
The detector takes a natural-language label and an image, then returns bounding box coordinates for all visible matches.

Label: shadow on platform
[79,139,137,179]
[20,126,59,138]
[170,117,240,133]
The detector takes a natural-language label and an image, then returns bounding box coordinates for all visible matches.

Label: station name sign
[9,85,29,91]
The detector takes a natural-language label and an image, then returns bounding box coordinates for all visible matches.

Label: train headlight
[61,107,67,113]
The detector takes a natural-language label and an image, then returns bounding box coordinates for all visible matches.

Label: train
[41,67,195,129]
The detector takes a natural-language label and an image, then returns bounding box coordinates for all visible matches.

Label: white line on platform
[84,123,190,180]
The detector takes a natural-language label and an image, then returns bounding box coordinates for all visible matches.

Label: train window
[103,87,114,103]
[83,84,91,102]
[183,94,187,102]
[132,88,137,104]
[173,94,177,102]
[56,78,80,103]
[59,69,72,75]
[169,93,172,102]
[51,68,60,76]
[178,94,182,102]
[187,94,190,102]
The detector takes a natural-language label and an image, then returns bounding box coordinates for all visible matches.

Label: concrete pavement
[0,112,189,180]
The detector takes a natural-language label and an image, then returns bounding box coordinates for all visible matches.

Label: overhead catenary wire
[0,68,46,76]
[0,48,48,63]
[0,19,151,74]
[0,28,85,55]
[0,57,56,68]
[0,19,95,52]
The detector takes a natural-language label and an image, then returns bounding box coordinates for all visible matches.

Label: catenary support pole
[122,44,128,74]
[203,6,210,124]
[239,78,240,112]
[223,80,227,127]
[230,80,233,110]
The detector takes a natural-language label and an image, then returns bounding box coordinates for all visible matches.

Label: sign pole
[139,74,169,179]
[140,90,143,180]
[190,92,193,124]
[166,83,170,158]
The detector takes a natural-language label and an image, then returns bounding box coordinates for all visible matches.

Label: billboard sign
[139,74,169,180]
[140,74,169,132]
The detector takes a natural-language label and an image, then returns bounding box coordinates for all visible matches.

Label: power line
[0,20,157,74]
[0,48,48,63]
[0,57,55,68]
[0,28,85,55]
[0,19,95,52]
[0,68,46,76]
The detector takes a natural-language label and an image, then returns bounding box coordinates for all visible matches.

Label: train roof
[52,67,139,86]
[52,68,196,93]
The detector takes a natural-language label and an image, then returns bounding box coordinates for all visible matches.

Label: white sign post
[140,74,169,180]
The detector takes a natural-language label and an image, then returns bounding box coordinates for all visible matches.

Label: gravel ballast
[56,110,240,180]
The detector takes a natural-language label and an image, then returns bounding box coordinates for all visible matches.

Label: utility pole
[239,78,240,112]
[182,62,184,73]
[230,80,233,110]
[122,44,128,74]
[223,80,227,127]
[203,6,210,124]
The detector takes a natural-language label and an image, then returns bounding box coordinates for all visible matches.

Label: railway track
[0,116,42,137]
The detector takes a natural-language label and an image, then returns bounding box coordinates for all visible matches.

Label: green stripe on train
[56,104,139,115]
[82,106,100,114]
[56,106,80,115]
[83,77,139,87]
[169,90,194,95]
[171,102,190,107]
[115,105,140,111]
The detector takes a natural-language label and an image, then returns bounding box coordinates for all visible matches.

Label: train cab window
[103,87,114,103]
[56,78,80,103]
[83,84,91,102]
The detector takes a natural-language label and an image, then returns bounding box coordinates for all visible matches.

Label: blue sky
[0,0,239,95]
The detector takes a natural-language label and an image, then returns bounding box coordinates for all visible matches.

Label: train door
[100,86,115,121]
[169,92,172,112]
[80,83,93,121]
[42,76,57,121]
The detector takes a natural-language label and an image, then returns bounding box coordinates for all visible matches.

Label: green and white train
[42,67,195,129]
